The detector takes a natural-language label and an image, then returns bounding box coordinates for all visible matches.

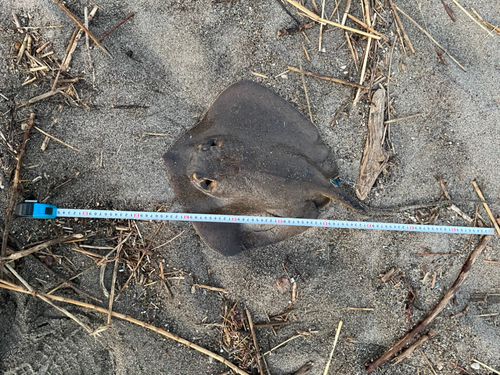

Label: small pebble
[471,362,480,370]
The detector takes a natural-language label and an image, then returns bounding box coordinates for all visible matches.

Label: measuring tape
[14,201,494,236]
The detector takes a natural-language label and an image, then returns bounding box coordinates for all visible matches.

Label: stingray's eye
[200,139,219,151]
[200,179,215,191]
[192,173,216,191]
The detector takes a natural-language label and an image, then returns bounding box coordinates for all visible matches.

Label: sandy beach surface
[1,0,499,374]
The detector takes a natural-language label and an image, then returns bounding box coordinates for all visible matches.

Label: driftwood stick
[341,0,352,25]
[366,235,493,373]
[107,235,123,325]
[472,359,500,375]
[284,0,380,39]
[287,66,367,89]
[384,113,422,124]
[353,0,374,106]
[388,0,414,53]
[472,181,500,236]
[52,0,111,57]
[395,6,466,72]
[263,334,303,355]
[159,262,173,299]
[0,282,249,375]
[60,5,98,71]
[84,7,90,49]
[353,35,373,106]
[318,0,326,51]
[1,113,34,278]
[246,309,264,375]
[192,284,227,294]
[356,89,389,200]
[298,58,313,123]
[1,234,85,261]
[33,126,80,152]
[449,0,490,33]
[12,11,23,33]
[323,320,343,375]
[392,329,436,364]
[90,12,135,48]
[346,13,388,40]
[470,8,500,35]
[4,264,92,333]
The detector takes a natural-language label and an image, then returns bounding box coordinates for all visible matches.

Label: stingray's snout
[192,173,216,193]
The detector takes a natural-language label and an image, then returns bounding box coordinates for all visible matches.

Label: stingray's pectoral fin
[322,186,367,213]
[193,217,314,256]
[193,222,247,255]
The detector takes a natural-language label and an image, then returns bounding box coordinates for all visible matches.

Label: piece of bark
[380,268,397,283]
[275,275,291,294]
[356,89,389,200]
[41,135,51,151]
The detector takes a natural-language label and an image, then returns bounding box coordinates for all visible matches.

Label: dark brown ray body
[163,81,366,255]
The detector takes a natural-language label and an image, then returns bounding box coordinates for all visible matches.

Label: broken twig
[60,5,98,71]
[396,6,466,71]
[294,361,314,375]
[107,236,123,324]
[33,126,80,152]
[192,284,227,294]
[472,359,500,375]
[91,12,135,48]
[346,13,388,40]
[440,0,456,22]
[449,0,490,34]
[284,0,380,39]
[246,309,264,375]
[1,234,85,261]
[323,320,343,375]
[287,66,366,89]
[52,0,111,57]
[471,181,500,235]
[384,113,423,124]
[392,330,437,364]
[298,58,313,123]
[389,0,414,53]
[470,8,500,35]
[1,113,35,277]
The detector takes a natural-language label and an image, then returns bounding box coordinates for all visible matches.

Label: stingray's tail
[321,186,454,216]
[363,201,454,216]
[321,186,368,213]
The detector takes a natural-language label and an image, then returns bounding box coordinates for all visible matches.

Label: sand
[0,0,499,374]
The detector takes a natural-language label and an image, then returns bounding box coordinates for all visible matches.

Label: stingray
[163,80,374,255]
